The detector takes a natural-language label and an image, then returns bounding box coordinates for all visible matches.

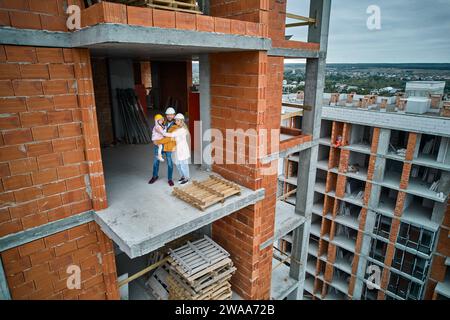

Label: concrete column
[437,137,449,163]
[108,59,135,141]
[353,210,377,299]
[293,0,331,300]
[198,54,211,170]
[377,128,391,155]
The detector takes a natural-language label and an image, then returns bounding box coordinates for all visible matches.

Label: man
[149,107,178,186]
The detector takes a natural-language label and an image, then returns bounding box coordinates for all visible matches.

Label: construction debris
[117,88,153,144]
[147,236,236,300]
[172,175,241,210]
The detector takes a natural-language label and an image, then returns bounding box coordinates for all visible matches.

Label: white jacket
[165,127,191,162]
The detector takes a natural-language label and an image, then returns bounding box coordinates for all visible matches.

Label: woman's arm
[163,128,185,138]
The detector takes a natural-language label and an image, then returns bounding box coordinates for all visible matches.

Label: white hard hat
[165,107,176,115]
[175,113,185,120]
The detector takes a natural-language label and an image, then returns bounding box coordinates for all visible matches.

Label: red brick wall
[1,222,119,300]
[0,45,116,299]
[209,51,277,299]
[91,58,114,146]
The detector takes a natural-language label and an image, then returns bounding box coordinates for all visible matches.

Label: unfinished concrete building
[0,0,331,300]
[281,87,450,300]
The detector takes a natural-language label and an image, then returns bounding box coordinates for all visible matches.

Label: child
[152,114,166,162]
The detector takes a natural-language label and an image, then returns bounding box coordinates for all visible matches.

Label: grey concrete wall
[108,59,135,140]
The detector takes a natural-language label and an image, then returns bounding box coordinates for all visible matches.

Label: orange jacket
[155,123,179,152]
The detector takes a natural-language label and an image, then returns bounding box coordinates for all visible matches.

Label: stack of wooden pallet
[172,175,241,211]
[148,236,236,300]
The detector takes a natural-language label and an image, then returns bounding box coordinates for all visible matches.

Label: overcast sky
[286,0,450,63]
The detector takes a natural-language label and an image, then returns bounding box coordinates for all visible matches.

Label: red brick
[127,6,153,27]
[13,186,42,203]
[2,174,32,191]
[53,240,77,256]
[0,219,23,237]
[101,1,127,24]
[230,19,246,35]
[24,210,54,233]
[0,145,27,161]
[0,10,10,27]
[44,230,69,248]
[12,80,43,96]
[62,49,73,63]
[0,63,20,79]
[9,11,41,30]
[56,165,80,180]
[58,123,81,138]
[63,150,85,165]
[42,80,68,95]
[47,205,71,222]
[77,233,98,248]
[48,110,73,124]
[31,168,57,185]
[29,249,53,266]
[196,15,214,32]
[38,194,62,211]
[26,96,54,111]
[52,138,77,152]
[37,153,62,170]
[0,80,14,96]
[40,14,67,32]
[20,64,49,79]
[153,9,175,28]
[48,64,75,79]
[65,176,85,191]
[0,163,10,177]
[62,189,87,205]
[175,12,195,30]
[18,239,45,257]
[20,111,48,127]
[28,0,59,14]
[42,181,66,196]
[9,158,38,175]
[53,95,78,109]
[0,207,9,223]
[32,126,59,141]
[27,141,53,157]
[0,97,27,113]
[0,0,29,10]
[4,46,36,63]
[71,199,91,214]
[36,48,64,63]
[246,21,259,36]
[214,17,231,33]
[9,200,39,219]
[3,128,33,144]
[0,46,6,62]
[0,114,20,130]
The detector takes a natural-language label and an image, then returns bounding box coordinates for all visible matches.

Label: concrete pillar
[108,58,135,141]
[437,137,449,163]
[198,54,211,169]
[292,0,331,300]
[376,128,391,155]
[353,210,377,298]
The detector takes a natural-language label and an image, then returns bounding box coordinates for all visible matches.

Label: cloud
[286,0,450,63]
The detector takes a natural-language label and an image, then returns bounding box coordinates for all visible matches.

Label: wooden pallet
[109,0,202,14]
[172,175,241,211]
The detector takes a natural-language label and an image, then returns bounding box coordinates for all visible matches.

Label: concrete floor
[94,144,265,259]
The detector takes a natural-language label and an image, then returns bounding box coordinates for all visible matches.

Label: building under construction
[278,85,450,300]
[0,0,331,300]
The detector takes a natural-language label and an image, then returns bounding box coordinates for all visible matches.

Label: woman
[162,113,191,185]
